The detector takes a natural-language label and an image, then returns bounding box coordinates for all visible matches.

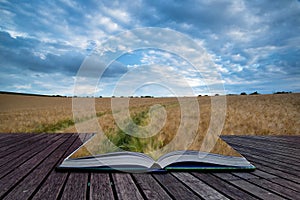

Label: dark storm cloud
[0,31,129,78]
[0,31,84,75]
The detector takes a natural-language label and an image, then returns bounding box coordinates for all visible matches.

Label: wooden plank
[250,162,300,184]
[236,168,300,191]
[265,136,300,143]
[172,172,229,200]
[0,133,22,142]
[225,138,300,162]
[53,134,88,200]
[242,150,300,171]
[210,173,240,181]
[0,134,70,198]
[250,169,300,192]
[0,134,63,178]
[232,172,263,180]
[265,178,300,193]
[223,138,300,165]
[0,133,35,147]
[229,179,286,200]
[232,173,300,199]
[223,140,300,176]
[153,173,200,200]
[0,133,49,161]
[213,173,286,200]
[238,136,300,148]
[244,145,299,166]
[192,173,257,200]
[0,134,298,199]
[132,173,172,200]
[236,135,300,140]
[32,134,85,200]
[112,173,144,200]
[0,133,45,153]
[2,134,76,200]
[0,133,13,138]
[32,172,69,200]
[61,172,89,200]
[90,173,114,200]
[0,134,56,161]
[240,153,300,173]
[224,137,300,157]
[0,133,30,141]
[251,169,277,179]
[233,150,300,176]
[223,135,299,150]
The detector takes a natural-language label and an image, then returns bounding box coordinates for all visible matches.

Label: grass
[1,93,299,136]
[0,93,299,152]
[2,93,298,158]
[105,109,165,153]
[32,112,106,133]
[34,119,75,133]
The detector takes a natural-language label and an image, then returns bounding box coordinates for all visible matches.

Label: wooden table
[0,133,299,199]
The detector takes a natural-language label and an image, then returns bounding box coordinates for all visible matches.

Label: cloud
[13,84,32,90]
[111,64,198,97]
[0,31,84,75]
[0,0,299,95]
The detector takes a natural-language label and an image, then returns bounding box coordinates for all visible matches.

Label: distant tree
[240,92,247,95]
[99,96,102,98]
[53,95,62,97]
[249,91,260,95]
[141,95,153,98]
[215,94,219,96]
[274,91,292,94]
[198,95,202,97]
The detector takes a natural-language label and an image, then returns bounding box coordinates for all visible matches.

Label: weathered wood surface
[0,133,299,200]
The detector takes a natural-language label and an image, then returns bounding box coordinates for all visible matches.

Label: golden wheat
[0,93,299,136]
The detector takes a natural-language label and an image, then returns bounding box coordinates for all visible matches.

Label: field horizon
[0,92,299,136]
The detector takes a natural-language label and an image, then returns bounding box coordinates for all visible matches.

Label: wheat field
[0,93,299,136]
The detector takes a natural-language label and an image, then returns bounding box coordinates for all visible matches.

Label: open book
[57,134,255,172]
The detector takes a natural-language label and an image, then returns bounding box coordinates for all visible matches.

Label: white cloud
[13,84,32,90]
[231,54,246,62]
[104,7,131,24]
[185,77,204,87]
[226,28,250,42]
[59,0,80,10]
[98,16,121,32]
[5,29,30,39]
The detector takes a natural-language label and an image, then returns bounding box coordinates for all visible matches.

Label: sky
[0,0,299,97]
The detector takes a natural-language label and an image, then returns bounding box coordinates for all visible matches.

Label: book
[57,134,255,172]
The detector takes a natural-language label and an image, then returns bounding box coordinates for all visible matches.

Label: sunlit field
[0,93,299,136]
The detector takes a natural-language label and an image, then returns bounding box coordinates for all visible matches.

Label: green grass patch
[34,119,75,133]
[105,109,164,153]
[34,112,106,133]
